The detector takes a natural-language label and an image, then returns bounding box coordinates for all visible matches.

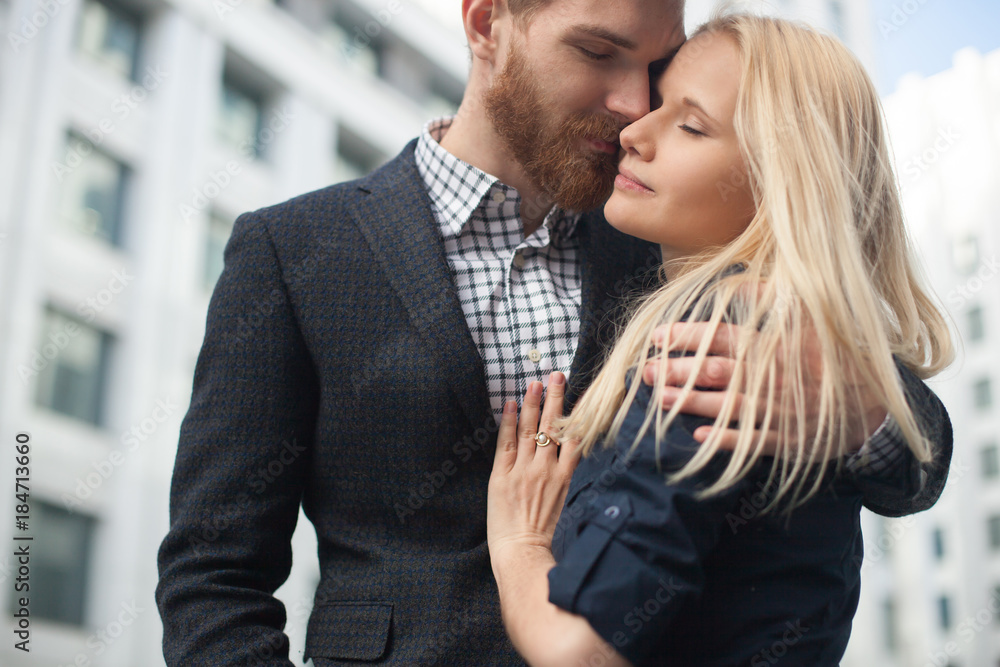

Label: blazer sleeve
[851,359,953,517]
[155,211,320,665]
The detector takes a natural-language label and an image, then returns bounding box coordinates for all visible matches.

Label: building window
[989,516,1000,551]
[828,0,845,38]
[983,444,999,480]
[217,68,266,159]
[34,308,111,427]
[938,596,952,630]
[31,500,95,625]
[204,211,234,290]
[336,125,385,179]
[968,306,985,342]
[75,0,141,80]
[974,378,993,411]
[932,528,945,560]
[952,236,979,275]
[56,133,129,245]
[883,598,897,651]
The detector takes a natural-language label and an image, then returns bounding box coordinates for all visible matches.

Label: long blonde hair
[557,13,953,511]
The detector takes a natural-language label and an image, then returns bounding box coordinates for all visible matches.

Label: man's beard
[484,47,622,213]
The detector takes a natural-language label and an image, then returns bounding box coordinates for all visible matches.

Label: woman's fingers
[494,400,519,473]
[518,380,544,462]
[534,372,565,463]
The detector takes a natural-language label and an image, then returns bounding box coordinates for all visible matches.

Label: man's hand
[643,322,889,457]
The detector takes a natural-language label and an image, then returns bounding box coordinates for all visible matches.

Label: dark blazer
[155,140,952,666]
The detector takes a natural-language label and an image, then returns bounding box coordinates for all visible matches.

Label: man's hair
[506,0,552,25]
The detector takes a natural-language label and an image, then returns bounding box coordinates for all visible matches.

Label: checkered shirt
[415,117,583,424]
[415,117,903,475]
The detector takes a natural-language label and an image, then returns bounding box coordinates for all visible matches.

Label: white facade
[683,0,877,77]
[842,46,1000,667]
[0,0,465,665]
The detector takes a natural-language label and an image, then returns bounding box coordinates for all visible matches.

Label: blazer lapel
[347,143,492,431]
[567,212,662,408]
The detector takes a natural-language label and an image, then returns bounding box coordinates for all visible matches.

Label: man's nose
[605,70,651,125]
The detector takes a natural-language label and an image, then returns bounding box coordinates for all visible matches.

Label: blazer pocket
[304,601,393,662]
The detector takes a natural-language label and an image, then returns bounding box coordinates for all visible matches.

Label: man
[155,1,951,665]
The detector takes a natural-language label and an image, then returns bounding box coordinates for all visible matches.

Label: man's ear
[463,0,504,63]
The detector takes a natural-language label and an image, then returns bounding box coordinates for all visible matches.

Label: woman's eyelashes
[679,124,706,136]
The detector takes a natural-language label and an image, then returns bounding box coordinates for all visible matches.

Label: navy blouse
[548,378,864,666]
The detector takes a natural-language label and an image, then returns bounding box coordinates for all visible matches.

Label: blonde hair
[557,13,953,511]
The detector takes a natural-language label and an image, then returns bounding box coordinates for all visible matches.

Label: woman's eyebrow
[682,96,718,125]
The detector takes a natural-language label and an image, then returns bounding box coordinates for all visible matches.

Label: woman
[487,13,952,667]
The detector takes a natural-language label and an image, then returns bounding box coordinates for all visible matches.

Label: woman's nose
[619,115,654,160]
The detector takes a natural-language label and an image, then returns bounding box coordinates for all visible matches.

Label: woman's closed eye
[679,124,706,137]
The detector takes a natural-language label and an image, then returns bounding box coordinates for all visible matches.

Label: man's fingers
[658,387,744,420]
[692,425,782,455]
[494,400,519,472]
[642,356,736,390]
[652,322,740,357]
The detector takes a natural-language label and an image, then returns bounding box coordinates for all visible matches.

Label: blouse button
[604,505,621,519]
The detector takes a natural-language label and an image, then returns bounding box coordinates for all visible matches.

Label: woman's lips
[615,166,653,193]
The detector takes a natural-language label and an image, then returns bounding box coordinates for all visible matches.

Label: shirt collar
[414,116,581,243]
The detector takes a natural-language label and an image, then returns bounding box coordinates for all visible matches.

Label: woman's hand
[487,372,581,568]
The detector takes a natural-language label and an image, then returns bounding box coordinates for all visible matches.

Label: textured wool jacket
[155,141,952,666]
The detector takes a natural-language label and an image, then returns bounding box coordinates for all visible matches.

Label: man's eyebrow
[683,96,718,125]
[567,24,637,50]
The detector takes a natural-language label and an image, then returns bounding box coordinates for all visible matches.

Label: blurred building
[2,0,985,665]
[0,0,464,664]
[684,0,877,77]
[842,45,1000,667]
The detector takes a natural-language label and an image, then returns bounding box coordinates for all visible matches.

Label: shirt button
[513,253,525,269]
[492,190,506,203]
[604,506,621,519]
[527,349,542,363]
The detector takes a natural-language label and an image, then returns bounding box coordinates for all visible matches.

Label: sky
[871,0,1000,93]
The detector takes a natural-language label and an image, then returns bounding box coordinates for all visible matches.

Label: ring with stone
[534,431,558,447]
